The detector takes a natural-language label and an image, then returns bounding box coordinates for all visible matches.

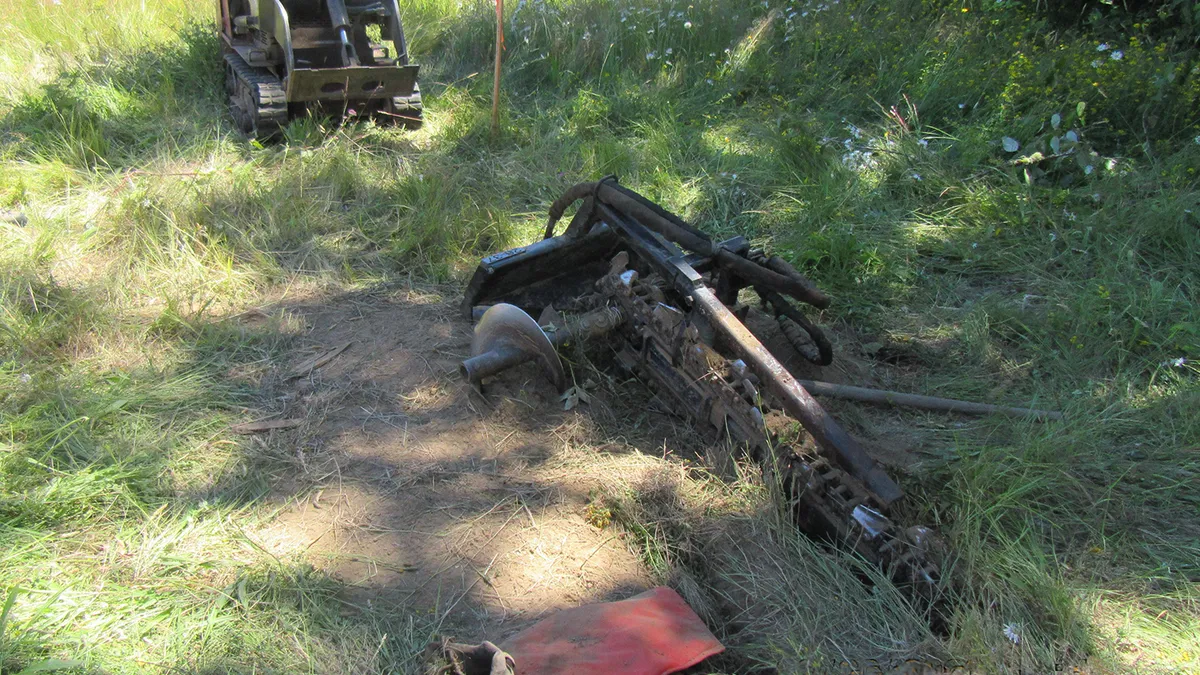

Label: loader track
[224,52,288,140]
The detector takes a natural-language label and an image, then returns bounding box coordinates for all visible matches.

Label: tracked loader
[218,0,422,139]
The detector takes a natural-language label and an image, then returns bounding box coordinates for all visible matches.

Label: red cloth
[500,587,724,675]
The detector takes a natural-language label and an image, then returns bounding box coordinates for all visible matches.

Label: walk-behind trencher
[458,178,952,605]
[218,0,422,139]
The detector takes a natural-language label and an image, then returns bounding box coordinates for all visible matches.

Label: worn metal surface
[469,304,565,391]
[286,64,418,102]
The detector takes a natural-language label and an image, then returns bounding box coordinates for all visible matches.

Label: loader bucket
[287,64,419,102]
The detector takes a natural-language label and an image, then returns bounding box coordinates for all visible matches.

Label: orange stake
[492,0,504,136]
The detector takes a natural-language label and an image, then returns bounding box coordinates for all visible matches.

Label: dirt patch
[252,285,659,642]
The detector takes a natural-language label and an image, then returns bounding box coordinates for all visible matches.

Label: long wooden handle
[491,0,503,135]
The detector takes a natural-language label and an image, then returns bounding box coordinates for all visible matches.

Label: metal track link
[224,52,288,140]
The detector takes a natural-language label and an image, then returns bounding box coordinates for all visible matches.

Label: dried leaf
[288,341,351,379]
[560,386,591,410]
[561,388,579,410]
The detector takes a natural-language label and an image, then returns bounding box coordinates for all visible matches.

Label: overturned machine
[218,0,422,139]
[460,178,944,598]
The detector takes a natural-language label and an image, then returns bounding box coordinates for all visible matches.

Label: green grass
[2,0,1198,672]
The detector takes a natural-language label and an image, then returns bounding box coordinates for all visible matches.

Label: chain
[592,264,943,598]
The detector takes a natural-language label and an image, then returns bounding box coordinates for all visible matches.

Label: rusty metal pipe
[794,380,1063,420]
[689,285,903,505]
[460,343,531,384]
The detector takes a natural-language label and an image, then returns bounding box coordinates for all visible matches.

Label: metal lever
[326,0,360,66]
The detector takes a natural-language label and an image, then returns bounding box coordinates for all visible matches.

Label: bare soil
[252,285,663,643]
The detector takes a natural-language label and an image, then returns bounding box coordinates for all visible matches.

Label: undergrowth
[1,0,1197,672]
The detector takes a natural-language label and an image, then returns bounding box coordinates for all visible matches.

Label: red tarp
[501,586,724,675]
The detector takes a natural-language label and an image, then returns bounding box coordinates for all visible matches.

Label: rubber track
[224,52,287,138]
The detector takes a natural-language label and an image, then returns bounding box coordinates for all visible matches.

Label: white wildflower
[1050,232,1057,242]
[1097,43,1110,52]
[665,48,673,55]
[684,21,692,28]
[1091,59,1102,68]
[1003,623,1021,645]
[19,373,31,384]
[1110,50,1123,61]
[918,138,929,148]
[646,51,657,60]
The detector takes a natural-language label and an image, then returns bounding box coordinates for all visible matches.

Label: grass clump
[597,462,939,672]
[2,0,1198,672]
